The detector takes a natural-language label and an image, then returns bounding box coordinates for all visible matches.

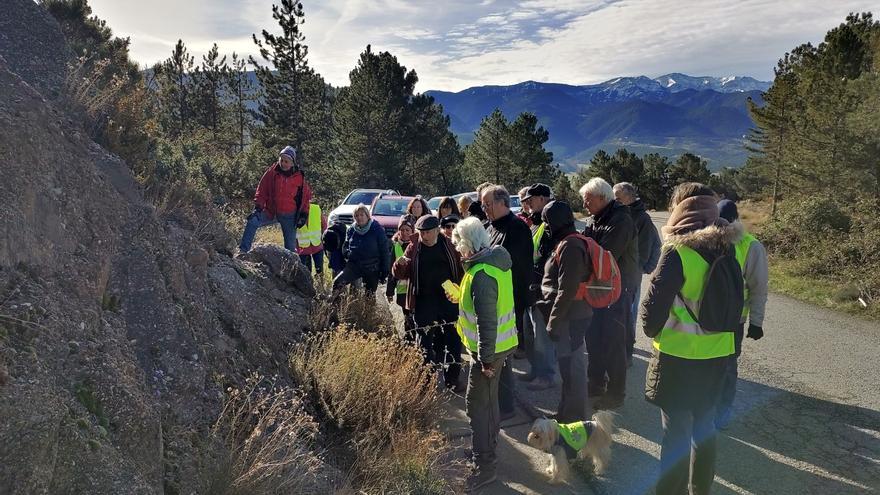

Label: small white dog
[526,412,614,483]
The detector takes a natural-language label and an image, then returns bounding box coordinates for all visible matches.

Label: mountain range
[424,73,771,171]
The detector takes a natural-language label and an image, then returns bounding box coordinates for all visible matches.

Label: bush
[202,374,328,495]
[290,329,460,493]
[307,279,396,335]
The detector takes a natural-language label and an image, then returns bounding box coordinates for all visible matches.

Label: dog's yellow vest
[557,421,590,451]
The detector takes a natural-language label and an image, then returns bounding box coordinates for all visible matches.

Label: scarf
[353,219,374,235]
[662,195,726,236]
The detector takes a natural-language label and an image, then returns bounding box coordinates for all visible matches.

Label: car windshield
[372,198,411,216]
[344,191,381,205]
[510,196,521,207]
[426,197,442,209]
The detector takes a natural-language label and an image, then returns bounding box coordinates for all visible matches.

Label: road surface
[437,211,880,494]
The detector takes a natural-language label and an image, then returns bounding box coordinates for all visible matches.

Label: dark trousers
[586,287,633,397]
[657,397,719,495]
[498,309,525,414]
[299,251,324,274]
[467,356,505,470]
[414,305,461,389]
[716,325,745,424]
[332,261,379,294]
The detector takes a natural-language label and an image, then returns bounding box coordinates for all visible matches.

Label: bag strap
[676,244,737,328]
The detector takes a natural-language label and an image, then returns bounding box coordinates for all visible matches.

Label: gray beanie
[279,146,297,162]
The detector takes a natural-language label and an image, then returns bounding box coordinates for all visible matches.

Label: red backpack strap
[554,233,592,264]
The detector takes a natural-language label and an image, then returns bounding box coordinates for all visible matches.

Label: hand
[747,324,764,340]
[546,325,560,342]
[481,362,495,378]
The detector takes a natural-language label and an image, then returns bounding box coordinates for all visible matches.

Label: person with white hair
[451,217,518,492]
[580,177,639,410]
[613,182,661,366]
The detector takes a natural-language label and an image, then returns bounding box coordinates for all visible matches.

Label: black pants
[332,261,379,294]
[656,362,726,495]
[498,308,525,414]
[299,251,324,274]
[414,304,461,388]
[586,287,633,397]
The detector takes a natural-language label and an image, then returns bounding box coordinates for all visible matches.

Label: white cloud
[86,0,876,91]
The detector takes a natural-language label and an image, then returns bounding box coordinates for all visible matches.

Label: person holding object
[535,200,592,421]
[580,177,638,410]
[641,183,740,495]
[613,182,661,366]
[238,146,311,253]
[391,215,464,390]
[451,217,518,492]
[714,199,769,429]
[387,216,416,337]
[333,204,388,295]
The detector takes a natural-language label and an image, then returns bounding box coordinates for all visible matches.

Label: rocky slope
[0,1,321,492]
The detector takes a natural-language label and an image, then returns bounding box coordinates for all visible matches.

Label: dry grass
[202,374,328,495]
[736,199,772,232]
[307,279,396,335]
[290,329,460,494]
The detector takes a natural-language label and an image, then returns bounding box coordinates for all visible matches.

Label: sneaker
[466,467,497,492]
[526,377,555,391]
[593,394,624,411]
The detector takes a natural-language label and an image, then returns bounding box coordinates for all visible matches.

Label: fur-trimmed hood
[664,220,743,252]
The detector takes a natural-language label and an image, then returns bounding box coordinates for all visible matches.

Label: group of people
[237,146,770,494]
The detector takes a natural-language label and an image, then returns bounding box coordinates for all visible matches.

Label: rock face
[0,1,316,493]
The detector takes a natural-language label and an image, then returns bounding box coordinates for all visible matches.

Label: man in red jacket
[238,146,311,253]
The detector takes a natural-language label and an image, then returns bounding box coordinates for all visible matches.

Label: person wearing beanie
[238,145,311,254]
[714,199,769,429]
[640,183,740,495]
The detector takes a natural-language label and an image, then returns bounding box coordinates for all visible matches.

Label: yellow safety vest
[558,421,590,451]
[456,262,518,356]
[393,242,408,295]
[296,204,322,247]
[652,245,735,360]
[734,232,757,319]
[532,222,546,263]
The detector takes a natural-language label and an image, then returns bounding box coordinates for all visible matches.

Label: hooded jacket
[253,162,311,219]
[641,195,740,406]
[462,246,516,364]
[732,221,769,326]
[539,201,593,345]
[583,200,639,289]
[629,199,661,274]
[391,233,464,311]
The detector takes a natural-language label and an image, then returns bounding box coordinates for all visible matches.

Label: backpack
[680,245,744,332]
[554,233,622,308]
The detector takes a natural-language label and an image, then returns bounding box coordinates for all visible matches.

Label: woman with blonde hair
[458,195,473,219]
[333,204,389,294]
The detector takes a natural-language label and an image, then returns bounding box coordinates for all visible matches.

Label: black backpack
[680,245,744,332]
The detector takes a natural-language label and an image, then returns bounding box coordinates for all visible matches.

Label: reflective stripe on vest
[557,421,590,452]
[393,242,408,295]
[734,232,757,318]
[456,262,518,355]
[296,204,322,247]
[532,222,546,263]
[652,245,735,359]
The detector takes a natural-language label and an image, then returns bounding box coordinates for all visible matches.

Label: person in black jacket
[614,182,661,365]
[580,177,638,410]
[481,184,533,419]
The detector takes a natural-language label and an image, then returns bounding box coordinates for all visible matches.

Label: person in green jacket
[451,216,518,493]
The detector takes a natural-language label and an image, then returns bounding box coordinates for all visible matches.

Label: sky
[87,0,875,92]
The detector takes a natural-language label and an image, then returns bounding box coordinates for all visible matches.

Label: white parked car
[328,189,398,225]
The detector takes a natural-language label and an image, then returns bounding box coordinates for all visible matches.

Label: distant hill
[424,74,770,171]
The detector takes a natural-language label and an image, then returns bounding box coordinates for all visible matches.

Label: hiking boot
[593,394,624,411]
[526,376,555,391]
[466,467,497,492]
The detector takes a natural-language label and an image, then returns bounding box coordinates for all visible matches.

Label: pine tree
[668,153,711,186]
[508,112,557,186]
[155,39,195,139]
[640,153,672,209]
[226,52,254,152]
[463,109,512,187]
[194,43,227,138]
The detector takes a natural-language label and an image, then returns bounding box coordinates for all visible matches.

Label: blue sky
[88,0,875,92]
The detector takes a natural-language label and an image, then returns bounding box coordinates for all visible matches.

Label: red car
[370,195,416,237]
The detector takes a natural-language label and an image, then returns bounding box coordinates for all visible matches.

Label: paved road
[438,211,880,494]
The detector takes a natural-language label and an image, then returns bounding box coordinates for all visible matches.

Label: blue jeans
[524,306,556,380]
[628,283,642,358]
[239,210,298,252]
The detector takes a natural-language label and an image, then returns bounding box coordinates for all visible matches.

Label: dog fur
[526,412,614,483]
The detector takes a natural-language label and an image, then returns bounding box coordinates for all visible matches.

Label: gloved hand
[747,324,764,340]
[545,324,560,342]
